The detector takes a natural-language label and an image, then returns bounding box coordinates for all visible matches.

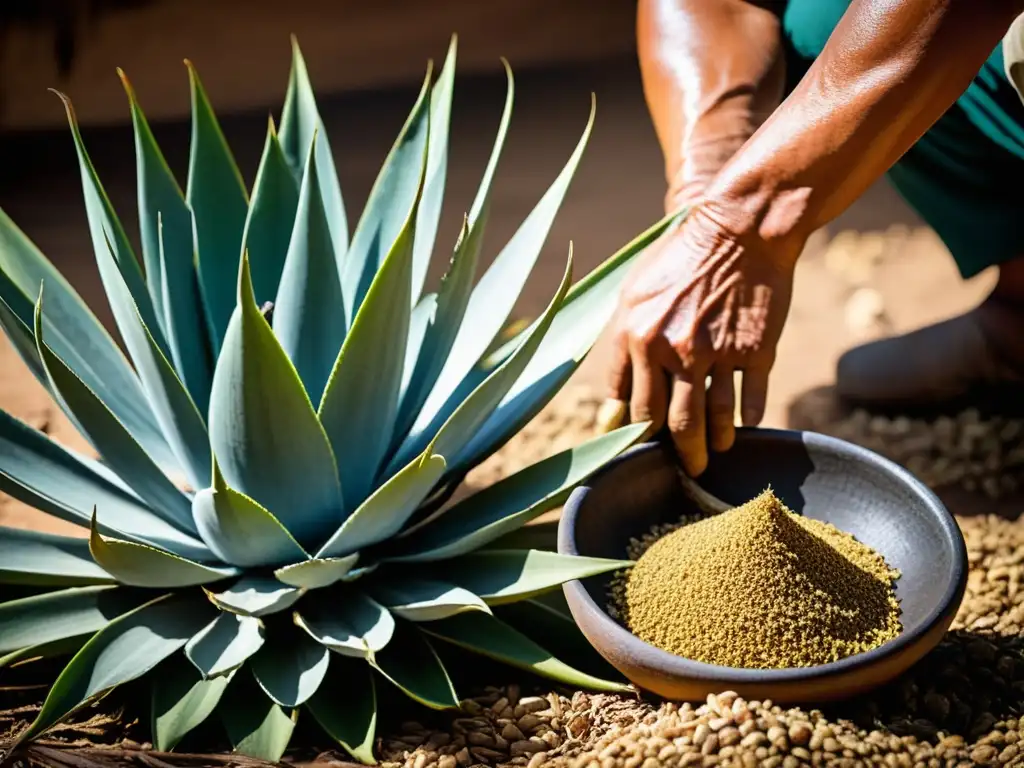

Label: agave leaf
[250,626,330,707]
[366,577,489,622]
[273,133,347,404]
[294,590,394,659]
[185,60,249,354]
[0,272,49,389]
[0,585,149,654]
[410,35,456,305]
[274,554,359,589]
[94,230,211,492]
[452,213,683,473]
[208,254,343,546]
[152,653,231,751]
[279,37,348,258]
[206,576,302,617]
[307,657,376,764]
[192,461,309,568]
[0,409,209,560]
[341,66,432,320]
[89,513,238,588]
[371,620,458,710]
[422,610,629,692]
[388,247,573,475]
[318,112,429,511]
[120,72,212,411]
[34,294,197,536]
[481,519,558,551]
[410,98,593,441]
[316,454,446,559]
[0,527,114,586]
[17,592,216,742]
[394,61,514,441]
[0,209,178,472]
[0,634,91,670]
[396,291,438,415]
[389,424,647,562]
[185,612,265,678]
[241,119,301,304]
[220,670,297,762]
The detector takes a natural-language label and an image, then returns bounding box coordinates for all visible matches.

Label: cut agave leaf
[273,133,347,405]
[422,610,629,692]
[307,657,376,764]
[152,653,231,751]
[366,577,490,622]
[0,527,113,586]
[250,626,330,707]
[440,549,631,605]
[0,633,91,670]
[279,37,348,259]
[220,669,297,763]
[274,554,359,589]
[206,576,302,617]
[192,461,309,568]
[185,60,249,354]
[17,592,216,743]
[185,612,265,679]
[208,254,343,546]
[294,589,394,659]
[388,424,647,562]
[0,585,150,654]
[371,620,458,710]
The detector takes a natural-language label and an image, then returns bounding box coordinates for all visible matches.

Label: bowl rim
[558,427,968,684]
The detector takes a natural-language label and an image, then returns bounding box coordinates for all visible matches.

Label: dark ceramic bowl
[558,429,967,703]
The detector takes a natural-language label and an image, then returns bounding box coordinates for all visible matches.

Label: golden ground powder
[617,489,902,669]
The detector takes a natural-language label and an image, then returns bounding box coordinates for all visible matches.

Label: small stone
[510,740,546,756]
[514,697,548,718]
[502,723,526,742]
[718,726,740,746]
[518,714,542,732]
[438,756,457,768]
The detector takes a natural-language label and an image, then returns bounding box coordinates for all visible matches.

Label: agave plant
[0,38,678,763]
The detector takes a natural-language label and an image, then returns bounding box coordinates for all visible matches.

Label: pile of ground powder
[617,489,902,668]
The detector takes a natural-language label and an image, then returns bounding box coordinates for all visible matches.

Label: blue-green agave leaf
[34,295,197,536]
[241,118,300,306]
[250,626,330,707]
[120,72,212,412]
[318,115,429,511]
[366,577,489,622]
[307,658,376,764]
[192,461,309,568]
[205,576,302,617]
[452,213,683,472]
[396,291,438,422]
[0,634,91,670]
[293,590,394,659]
[95,230,211,492]
[0,271,49,390]
[424,611,630,692]
[0,585,149,654]
[390,424,648,562]
[89,513,237,588]
[341,66,431,319]
[279,36,348,259]
[152,653,231,751]
[208,254,343,546]
[441,549,631,605]
[0,409,208,560]
[371,621,458,710]
[274,554,359,589]
[273,133,346,405]
[410,98,594,440]
[185,612,265,678]
[481,519,558,551]
[316,454,445,559]
[220,671,297,762]
[185,60,249,354]
[17,592,216,742]
[0,208,178,472]
[0,527,114,586]
[394,61,514,441]
[410,35,456,305]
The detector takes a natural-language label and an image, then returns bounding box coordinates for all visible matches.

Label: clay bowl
[558,429,967,704]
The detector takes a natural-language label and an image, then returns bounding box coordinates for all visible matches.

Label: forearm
[708,0,1024,254]
[637,0,786,211]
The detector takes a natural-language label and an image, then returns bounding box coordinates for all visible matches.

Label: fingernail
[596,398,628,433]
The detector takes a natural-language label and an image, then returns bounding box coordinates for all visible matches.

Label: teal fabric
[781,0,1024,277]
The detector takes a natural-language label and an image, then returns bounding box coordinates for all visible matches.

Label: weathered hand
[606,202,796,476]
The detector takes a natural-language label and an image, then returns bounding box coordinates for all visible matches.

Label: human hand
[602,200,798,476]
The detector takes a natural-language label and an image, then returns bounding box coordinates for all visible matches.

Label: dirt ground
[0,53,1006,533]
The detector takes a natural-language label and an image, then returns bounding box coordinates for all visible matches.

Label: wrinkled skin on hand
[607,203,795,476]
